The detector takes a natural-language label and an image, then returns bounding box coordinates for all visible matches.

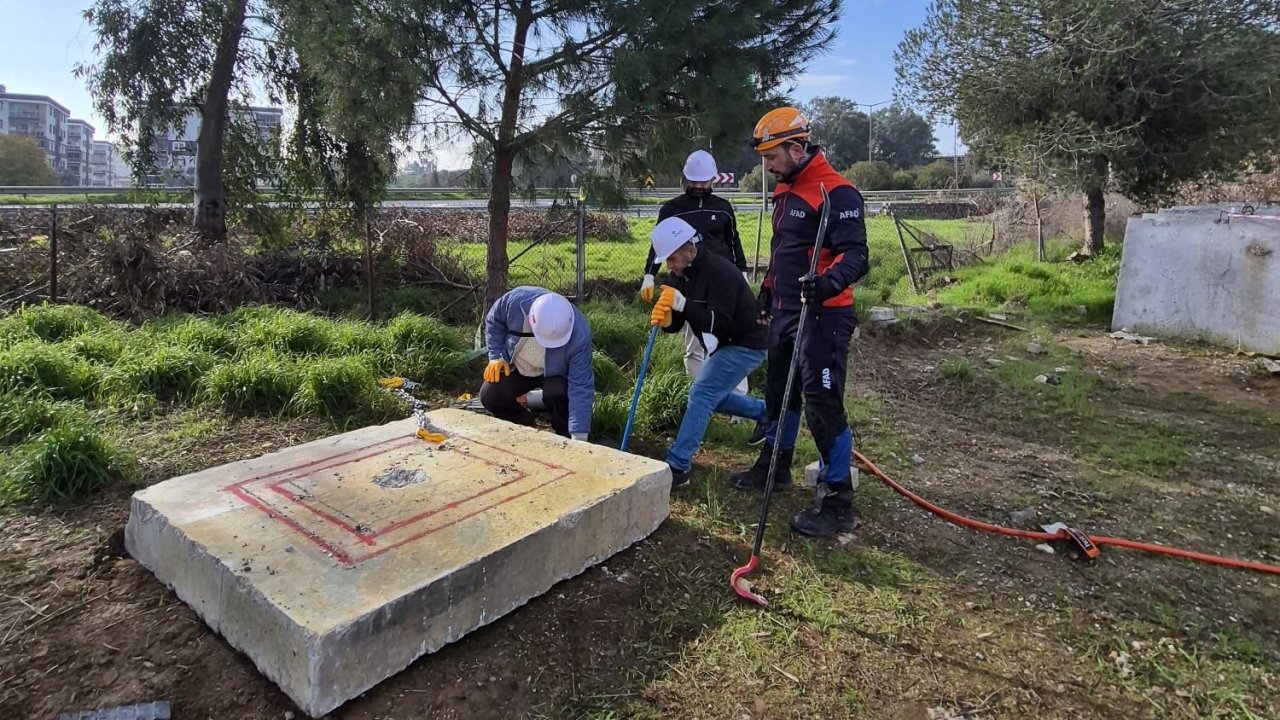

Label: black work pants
[763,309,856,461]
[479,371,570,437]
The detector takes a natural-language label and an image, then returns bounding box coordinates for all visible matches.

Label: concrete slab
[125,409,670,717]
[1113,211,1280,354]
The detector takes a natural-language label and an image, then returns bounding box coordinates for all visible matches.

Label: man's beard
[685,185,710,199]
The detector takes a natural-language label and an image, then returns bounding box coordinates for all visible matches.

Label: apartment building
[89,140,131,187]
[145,106,283,186]
[66,119,95,185]
[0,83,70,173]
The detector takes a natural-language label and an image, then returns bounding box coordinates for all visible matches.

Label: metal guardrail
[0,185,1013,205]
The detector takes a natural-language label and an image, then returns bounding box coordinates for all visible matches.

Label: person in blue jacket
[480,287,594,441]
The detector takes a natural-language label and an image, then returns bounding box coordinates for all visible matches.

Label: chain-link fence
[0,196,998,322]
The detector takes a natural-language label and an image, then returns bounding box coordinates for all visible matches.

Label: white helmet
[682,150,717,183]
[651,216,699,263]
[529,292,574,349]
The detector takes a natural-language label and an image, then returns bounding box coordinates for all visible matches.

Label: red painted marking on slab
[268,485,378,546]
[344,469,573,564]
[225,430,580,566]
[226,485,354,565]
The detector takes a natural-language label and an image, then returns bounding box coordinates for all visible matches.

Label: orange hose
[853,451,1280,577]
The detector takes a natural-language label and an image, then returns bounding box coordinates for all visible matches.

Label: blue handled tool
[620,325,660,452]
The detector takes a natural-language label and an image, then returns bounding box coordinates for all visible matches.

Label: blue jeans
[666,345,768,473]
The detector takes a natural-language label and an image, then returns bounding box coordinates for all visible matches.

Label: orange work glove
[650,296,673,327]
[483,358,511,383]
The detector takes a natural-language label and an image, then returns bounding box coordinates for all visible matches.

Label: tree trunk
[483,0,532,308]
[194,0,248,243]
[485,146,516,307]
[1032,188,1045,261]
[1081,155,1108,257]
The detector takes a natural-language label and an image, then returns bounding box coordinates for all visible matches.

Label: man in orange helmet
[729,106,869,538]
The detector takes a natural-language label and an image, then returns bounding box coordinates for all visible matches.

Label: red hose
[854,451,1280,576]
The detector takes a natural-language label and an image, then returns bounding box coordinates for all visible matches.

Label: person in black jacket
[729,106,870,539]
[648,217,769,489]
[640,151,752,394]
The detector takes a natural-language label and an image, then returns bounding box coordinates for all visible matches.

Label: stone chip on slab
[125,409,670,717]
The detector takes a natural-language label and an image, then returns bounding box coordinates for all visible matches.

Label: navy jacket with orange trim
[763,149,869,314]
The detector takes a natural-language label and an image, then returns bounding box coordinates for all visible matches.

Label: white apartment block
[66,119,95,185]
[90,140,131,187]
[145,106,283,187]
[0,83,71,177]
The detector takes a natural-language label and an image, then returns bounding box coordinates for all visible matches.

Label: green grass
[928,241,1120,321]
[590,392,631,440]
[292,355,400,429]
[1,415,132,503]
[0,340,100,400]
[236,307,341,355]
[0,303,115,345]
[935,357,974,383]
[103,344,217,402]
[385,311,467,353]
[200,351,300,415]
[592,352,629,395]
[0,392,90,446]
[144,316,239,357]
[0,190,192,205]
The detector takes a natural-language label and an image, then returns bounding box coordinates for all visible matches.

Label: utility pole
[856,100,891,163]
[953,123,959,189]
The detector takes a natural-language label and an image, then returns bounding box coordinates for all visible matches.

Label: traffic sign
[714,172,735,185]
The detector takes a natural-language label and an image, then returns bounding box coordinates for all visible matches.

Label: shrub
[66,329,133,365]
[0,392,89,445]
[591,393,631,440]
[202,353,299,414]
[842,161,897,191]
[151,316,238,357]
[637,369,692,432]
[914,161,956,190]
[0,341,99,400]
[593,352,629,394]
[588,311,650,366]
[891,171,918,191]
[387,347,478,391]
[645,332,687,376]
[0,303,112,343]
[106,344,217,401]
[333,320,390,356]
[386,312,467,353]
[293,356,398,428]
[2,418,131,503]
[237,308,337,355]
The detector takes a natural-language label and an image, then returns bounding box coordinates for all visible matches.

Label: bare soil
[2,318,1277,720]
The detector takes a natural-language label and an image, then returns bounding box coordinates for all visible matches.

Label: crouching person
[480,287,594,441]
[648,217,769,488]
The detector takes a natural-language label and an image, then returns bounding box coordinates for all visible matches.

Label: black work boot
[730,443,794,490]
[789,480,858,537]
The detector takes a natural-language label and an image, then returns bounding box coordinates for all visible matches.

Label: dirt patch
[2,319,1277,719]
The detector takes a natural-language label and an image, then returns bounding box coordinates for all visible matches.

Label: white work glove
[639,274,655,303]
[571,433,588,442]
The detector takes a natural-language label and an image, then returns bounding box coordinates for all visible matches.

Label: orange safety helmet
[750,107,811,152]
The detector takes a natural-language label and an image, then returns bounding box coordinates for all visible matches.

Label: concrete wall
[1113,205,1280,355]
